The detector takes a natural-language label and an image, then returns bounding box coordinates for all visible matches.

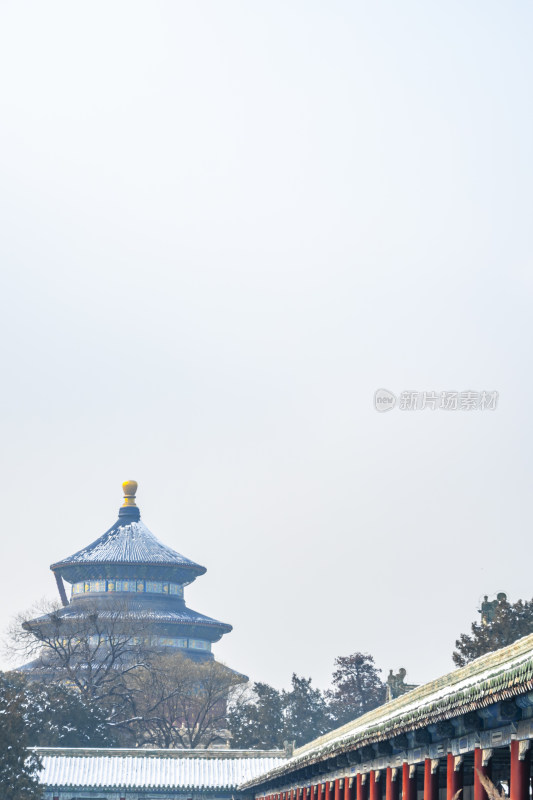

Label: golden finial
[122,480,138,507]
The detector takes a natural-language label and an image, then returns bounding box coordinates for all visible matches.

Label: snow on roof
[51,519,205,571]
[36,749,286,790]
[48,597,233,633]
[296,633,533,755]
[240,633,533,790]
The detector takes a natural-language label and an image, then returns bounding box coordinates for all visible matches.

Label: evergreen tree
[228,656,388,749]
[325,652,386,726]
[228,682,284,749]
[453,596,533,667]
[24,680,116,747]
[0,673,42,800]
[0,671,115,749]
[282,674,330,747]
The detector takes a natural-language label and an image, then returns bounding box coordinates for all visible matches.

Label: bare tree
[475,770,507,800]
[8,601,245,747]
[8,598,155,718]
[123,653,246,748]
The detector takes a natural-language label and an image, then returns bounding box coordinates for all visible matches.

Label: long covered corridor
[242,636,533,800]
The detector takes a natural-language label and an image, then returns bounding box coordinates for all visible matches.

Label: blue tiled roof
[48,597,233,636]
[51,510,206,578]
[44,493,233,650]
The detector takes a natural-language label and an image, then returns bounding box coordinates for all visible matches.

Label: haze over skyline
[1,1,532,692]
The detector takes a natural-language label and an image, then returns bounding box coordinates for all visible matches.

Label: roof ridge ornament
[122,480,138,508]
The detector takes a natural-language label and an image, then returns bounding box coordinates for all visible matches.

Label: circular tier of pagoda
[46,480,232,661]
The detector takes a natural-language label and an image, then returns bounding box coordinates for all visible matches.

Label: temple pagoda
[41,480,232,661]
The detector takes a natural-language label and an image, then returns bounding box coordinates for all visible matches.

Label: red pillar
[344,778,351,800]
[403,764,416,800]
[473,748,492,800]
[335,780,341,800]
[369,771,380,800]
[510,740,531,800]
[424,759,438,800]
[446,754,463,800]
[357,774,368,800]
[303,788,308,800]
[325,783,331,800]
[317,785,323,800]
[386,767,399,800]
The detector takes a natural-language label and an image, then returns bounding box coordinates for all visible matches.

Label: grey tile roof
[36,749,286,790]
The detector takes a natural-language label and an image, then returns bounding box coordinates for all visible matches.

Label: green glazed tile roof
[240,633,533,789]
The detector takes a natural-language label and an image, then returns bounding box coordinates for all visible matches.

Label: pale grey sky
[0,1,532,691]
